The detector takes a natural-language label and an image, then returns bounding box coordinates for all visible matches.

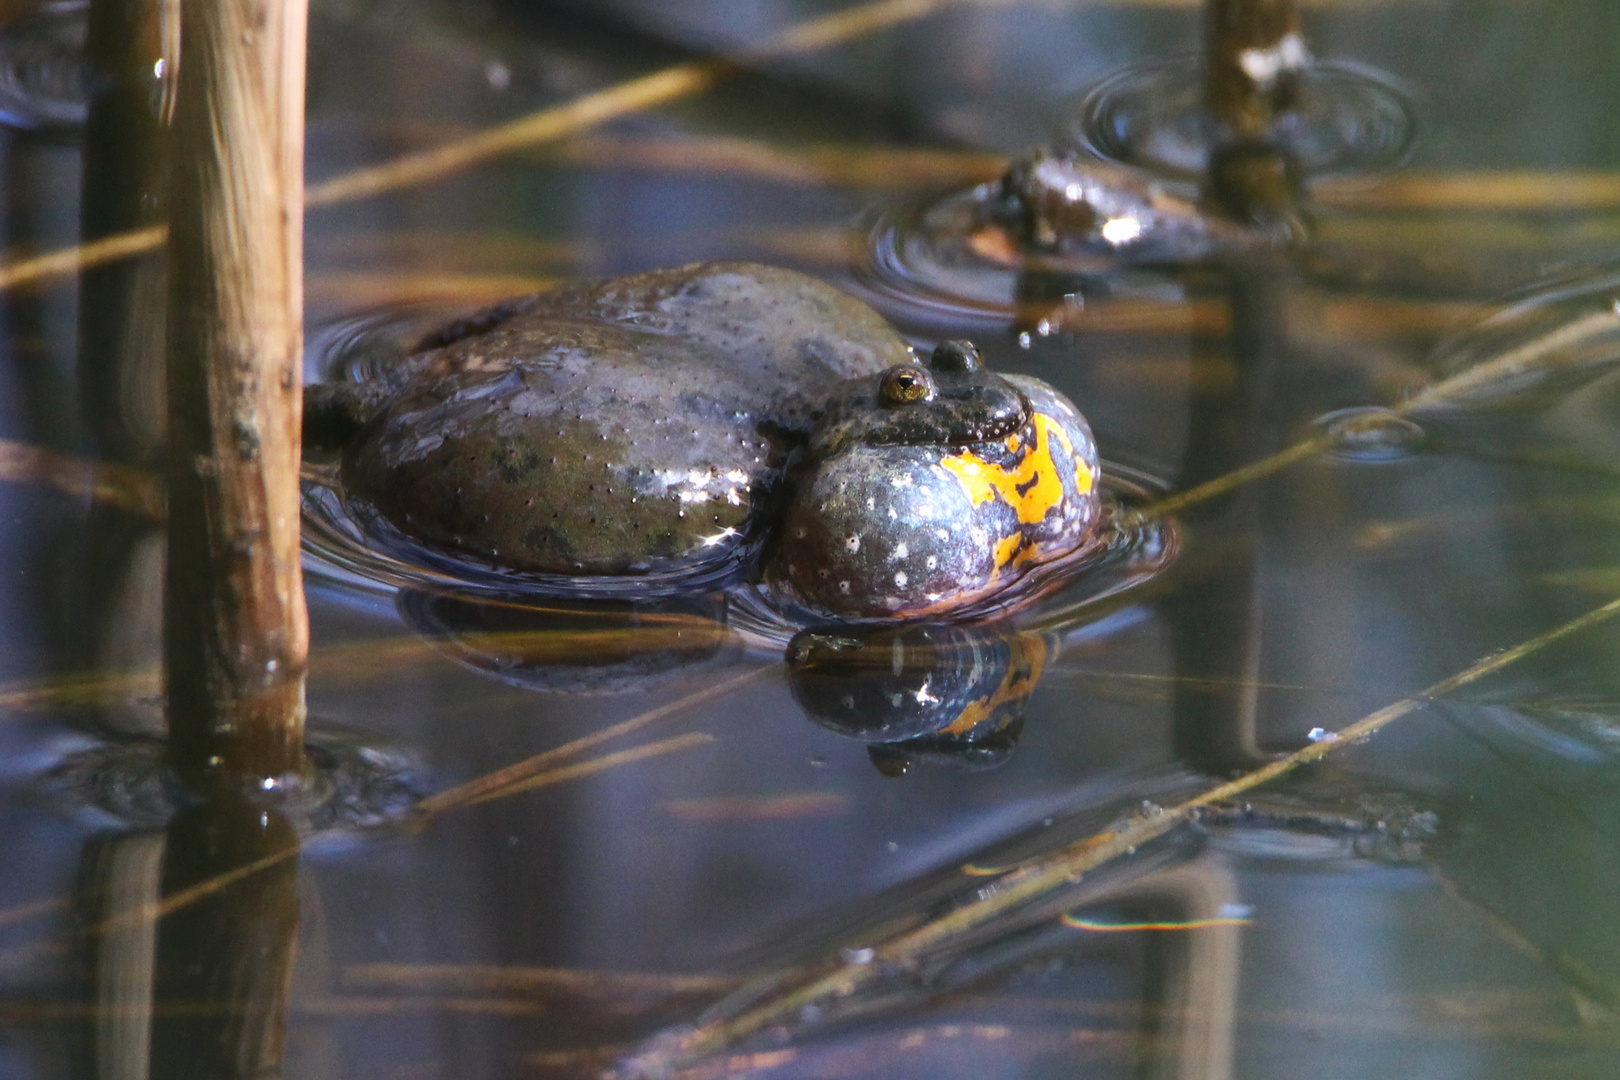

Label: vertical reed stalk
[163,0,309,789]
[1203,0,1305,142]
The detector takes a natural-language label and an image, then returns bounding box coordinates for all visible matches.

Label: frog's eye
[930,340,983,373]
[879,365,936,407]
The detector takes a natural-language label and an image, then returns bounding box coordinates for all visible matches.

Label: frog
[306,261,1102,621]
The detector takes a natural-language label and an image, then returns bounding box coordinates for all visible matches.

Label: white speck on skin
[845,535,861,553]
[890,542,908,560]
[894,571,909,587]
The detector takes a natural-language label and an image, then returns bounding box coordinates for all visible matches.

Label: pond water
[4,0,1620,1077]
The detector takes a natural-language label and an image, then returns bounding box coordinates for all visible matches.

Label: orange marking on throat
[939,412,1074,527]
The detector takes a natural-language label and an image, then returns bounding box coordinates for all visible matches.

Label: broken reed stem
[1203,0,1305,141]
[163,0,309,787]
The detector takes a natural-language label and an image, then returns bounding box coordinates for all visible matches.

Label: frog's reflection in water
[786,623,1048,775]
[396,588,1051,773]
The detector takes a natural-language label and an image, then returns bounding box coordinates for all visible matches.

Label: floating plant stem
[614,592,1620,1078]
[163,0,309,788]
[0,438,163,519]
[0,223,166,291]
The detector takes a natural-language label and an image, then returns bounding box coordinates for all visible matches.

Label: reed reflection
[74,794,301,1080]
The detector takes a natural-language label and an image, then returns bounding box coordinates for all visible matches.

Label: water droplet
[1313,406,1426,462]
[840,947,876,964]
[1307,727,1340,743]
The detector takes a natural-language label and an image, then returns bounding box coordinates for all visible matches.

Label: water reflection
[397,587,738,695]
[394,585,1055,773]
[73,795,301,1080]
[786,622,1047,774]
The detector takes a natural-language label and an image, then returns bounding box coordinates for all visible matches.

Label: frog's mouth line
[805,391,1034,461]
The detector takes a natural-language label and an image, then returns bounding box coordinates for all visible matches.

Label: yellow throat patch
[938,411,1093,527]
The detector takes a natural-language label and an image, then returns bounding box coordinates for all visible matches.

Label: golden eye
[879,365,935,406]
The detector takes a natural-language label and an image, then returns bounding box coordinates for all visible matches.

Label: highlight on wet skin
[306,262,1103,621]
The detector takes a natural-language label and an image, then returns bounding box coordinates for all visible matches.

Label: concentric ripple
[858,191,1192,337]
[1073,55,1419,180]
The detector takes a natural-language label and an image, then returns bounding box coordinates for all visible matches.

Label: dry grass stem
[0,439,164,519]
[411,667,767,819]
[0,225,165,291]
[342,963,740,998]
[419,732,717,820]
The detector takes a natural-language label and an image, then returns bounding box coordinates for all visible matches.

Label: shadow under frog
[306,262,1103,622]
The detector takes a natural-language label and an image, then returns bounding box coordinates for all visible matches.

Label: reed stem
[163,0,310,790]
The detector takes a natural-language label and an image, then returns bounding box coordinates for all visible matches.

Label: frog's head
[806,340,1031,459]
[767,341,1102,621]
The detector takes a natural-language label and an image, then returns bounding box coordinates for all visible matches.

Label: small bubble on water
[1314,406,1426,463]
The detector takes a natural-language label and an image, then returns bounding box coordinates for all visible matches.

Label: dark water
[4,1,1620,1078]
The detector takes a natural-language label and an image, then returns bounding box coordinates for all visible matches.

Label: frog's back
[328,263,914,580]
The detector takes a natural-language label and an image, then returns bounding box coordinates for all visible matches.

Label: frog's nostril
[930,340,983,373]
